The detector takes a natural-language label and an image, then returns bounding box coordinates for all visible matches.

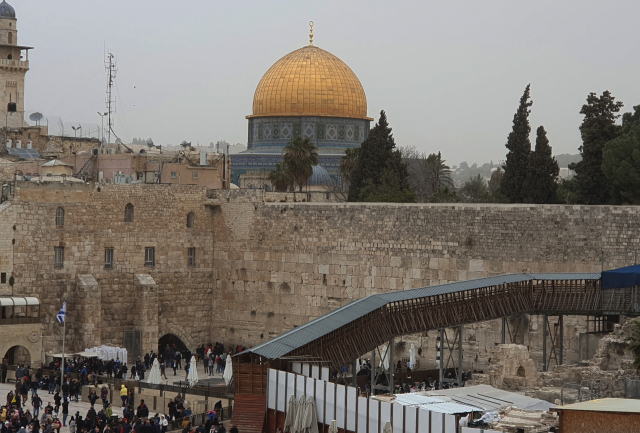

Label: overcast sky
[18,0,640,165]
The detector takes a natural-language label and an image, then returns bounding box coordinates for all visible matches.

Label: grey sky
[19,0,640,164]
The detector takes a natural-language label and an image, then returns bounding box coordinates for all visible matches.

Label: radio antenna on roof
[105,49,117,146]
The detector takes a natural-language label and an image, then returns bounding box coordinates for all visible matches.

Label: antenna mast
[104,50,117,145]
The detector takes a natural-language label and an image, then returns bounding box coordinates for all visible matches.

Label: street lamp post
[71,125,81,153]
[97,112,107,146]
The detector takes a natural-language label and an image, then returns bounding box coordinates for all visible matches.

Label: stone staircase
[230,394,266,433]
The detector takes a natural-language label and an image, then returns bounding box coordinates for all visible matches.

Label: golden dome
[249,45,371,120]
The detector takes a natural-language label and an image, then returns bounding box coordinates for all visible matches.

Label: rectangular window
[192,171,199,179]
[105,248,114,269]
[145,247,155,267]
[188,247,196,266]
[54,247,64,267]
[171,171,177,178]
[0,273,5,284]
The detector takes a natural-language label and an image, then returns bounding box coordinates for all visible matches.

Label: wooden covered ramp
[232,272,640,432]
[241,272,640,369]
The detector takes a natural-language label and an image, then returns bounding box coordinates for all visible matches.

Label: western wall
[1,185,639,372]
[211,190,640,371]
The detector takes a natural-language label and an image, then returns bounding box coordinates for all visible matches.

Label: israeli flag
[57,302,67,323]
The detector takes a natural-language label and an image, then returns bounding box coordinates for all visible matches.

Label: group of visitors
[0,341,247,432]
[1,375,80,433]
[176,408,239,433]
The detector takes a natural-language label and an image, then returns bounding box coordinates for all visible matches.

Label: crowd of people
[0,342,248,433]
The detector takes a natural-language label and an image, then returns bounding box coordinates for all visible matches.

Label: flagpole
[60,315,65,393]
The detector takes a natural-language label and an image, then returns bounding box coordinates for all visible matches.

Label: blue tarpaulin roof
[601,264,640,289]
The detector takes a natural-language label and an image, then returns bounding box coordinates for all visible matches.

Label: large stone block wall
[3,182,215,355]
[211,196,640,369]
[0,201,14,296]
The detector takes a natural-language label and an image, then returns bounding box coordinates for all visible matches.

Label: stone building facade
[0,182,215,363]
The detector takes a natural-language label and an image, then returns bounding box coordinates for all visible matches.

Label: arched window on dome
[186,212,195,228]
[124,203,134,223]
[8,33,12,45]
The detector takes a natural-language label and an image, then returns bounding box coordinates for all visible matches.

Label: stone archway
[158,333,189,355]
[4,345,30,366]
[160,323,195,351]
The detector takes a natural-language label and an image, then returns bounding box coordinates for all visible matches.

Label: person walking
[69,416,76,433]
[62,397,69,427]
[32,393,42,418]
[136,399,149,421]
[120,385,128,407]
[21,380,30,405]
[160,363,167,380]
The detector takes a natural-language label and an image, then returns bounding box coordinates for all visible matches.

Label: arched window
[187,212,195,228]
[8,32,12,44]
[6,54,11,60]
[124,203,134,223]
[55,207,65,226]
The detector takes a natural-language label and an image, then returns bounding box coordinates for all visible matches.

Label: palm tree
[283,136,319,192]
[626,318,640,370]
[404,151,454,202]
[268,161,293,192]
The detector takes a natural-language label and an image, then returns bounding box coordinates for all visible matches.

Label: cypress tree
[570,91,623,204]
[522,126,560,203]
[348,111,413,202]
[602,106,640,204]
[501,84,533,203]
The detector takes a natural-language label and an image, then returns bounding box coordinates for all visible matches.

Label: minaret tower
[0,1,32,129]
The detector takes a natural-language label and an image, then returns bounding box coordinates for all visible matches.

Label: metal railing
[168,407,232,431]
[139,381,232,400]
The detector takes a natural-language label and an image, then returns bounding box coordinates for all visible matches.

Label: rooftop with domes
[0,1,15,19]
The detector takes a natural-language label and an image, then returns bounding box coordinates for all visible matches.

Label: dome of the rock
[250,45,369,120]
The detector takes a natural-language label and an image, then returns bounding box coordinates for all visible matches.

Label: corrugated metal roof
[427,402,482,414]
[555,398,640,413]
[422,385,555,411]
[393,394,446,406]
[390,394,482,414]
[245,296,388,360]
[450,395,505,411]
[243,273,601,360]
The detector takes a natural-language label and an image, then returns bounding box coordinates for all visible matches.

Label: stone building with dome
[231,27,372,187]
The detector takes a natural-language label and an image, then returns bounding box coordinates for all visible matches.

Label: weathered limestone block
[75,274,101,349]
[134,274,158,357]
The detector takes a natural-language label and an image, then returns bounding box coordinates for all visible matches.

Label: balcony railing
[0,59,29,68]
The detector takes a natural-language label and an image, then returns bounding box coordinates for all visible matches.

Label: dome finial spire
[309,21,314,46]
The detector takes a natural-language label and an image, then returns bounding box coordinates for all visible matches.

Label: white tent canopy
[148,358,162,385]
[84,346,128,362]
[223,354,233,385]
[187,355,199,387]
[379,345,389,370]
[409,344,416,370]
